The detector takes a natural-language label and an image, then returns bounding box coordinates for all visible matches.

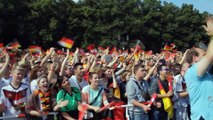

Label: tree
[0,0,211,51]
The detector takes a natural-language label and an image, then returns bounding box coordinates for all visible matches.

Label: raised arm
[18,52,31,65]
[179,49,190,65]
[197,17,213,76]
[89,55,97,72]
[59,49,70,76]
[143,59,159,81]
[107,56,119,68]
[115,62,127,76]
[72,48,80,64]
[126,48,137,62]
[83,54,93,72]
[111,69,117,88]
[101,48,109,62]
[40,47,54,67]
[0,50,10,78]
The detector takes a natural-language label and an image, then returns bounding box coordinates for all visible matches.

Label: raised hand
[203,17,213,36]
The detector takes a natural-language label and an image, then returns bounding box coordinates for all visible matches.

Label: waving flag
[158,80,173,119]
[114,87,121,99]
[58,37,74,49]
[109,83,120,99]
[110,46,117,55]
[6,41,21,49]
[164,43,175,51]
[134,50,142,60]
[28,45,42,53]
[0,43,3,48]
[0,43,4,51]
[57,50,65,55]
[86,44,97,55]
[144,50,153,55]
[98,46,105,51]
[86,44,95,51]
[100,101,116,112]
[148,93,157,107]
[167,75,173,91]
[113,101,125,120]
[135,44,141,51]
[78,103,88,120]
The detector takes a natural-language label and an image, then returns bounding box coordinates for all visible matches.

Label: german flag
[158,80,173,119]
[144,50,153,55]
[167,75,173,91]
[109,83,120,99]
[0,43,3,48]
[28,45,42,53]
[6,41,21,49]
[58,37,74,49]
[87,44,95,51]
[134,51,141,60]
[163,43,175,51]
[110,46,117,55]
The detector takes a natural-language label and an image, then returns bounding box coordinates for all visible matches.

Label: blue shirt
[185,63,213,120]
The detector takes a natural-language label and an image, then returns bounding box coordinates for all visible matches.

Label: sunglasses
[161,68,169,71]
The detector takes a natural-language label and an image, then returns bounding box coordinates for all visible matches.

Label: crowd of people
[0,17,212,120]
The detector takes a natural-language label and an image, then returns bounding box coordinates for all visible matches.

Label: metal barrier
[0,112,58,120]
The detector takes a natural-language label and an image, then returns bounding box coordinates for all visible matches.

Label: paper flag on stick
[167,75,173,91]
[148,93,157,107]
[58,37,74,49]
[78,103,89,120]
[6,41,21,49]
[28,45,42,53]
[100,101,116,112]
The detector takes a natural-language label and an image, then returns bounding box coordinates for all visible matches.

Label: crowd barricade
[0,112,58,120]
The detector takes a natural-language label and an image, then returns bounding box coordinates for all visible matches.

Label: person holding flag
[149,64,174,120]
[126,64,151,120]
[82,72,109,120]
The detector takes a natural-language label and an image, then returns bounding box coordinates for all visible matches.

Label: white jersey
[0,77,12,95]
[0,83,31,120]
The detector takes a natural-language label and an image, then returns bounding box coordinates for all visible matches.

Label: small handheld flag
[163,43,175,51]
[28,45,42,53]
[6,41,21,49]
[100,101,116,112]
[58,37,74,49]
[148,93,157,107]
[167,76,173,91]
[78,103,89,120]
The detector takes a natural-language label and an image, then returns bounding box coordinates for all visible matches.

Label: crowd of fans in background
[0,16,212,120]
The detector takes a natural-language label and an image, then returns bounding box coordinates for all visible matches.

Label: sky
[161,0,213,14]
[73,0,213,14]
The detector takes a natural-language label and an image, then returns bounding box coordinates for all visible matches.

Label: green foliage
[0,0,211,51]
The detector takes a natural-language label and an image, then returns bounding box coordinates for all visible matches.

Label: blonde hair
[37,75,48,85]
[12,65,26,73]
